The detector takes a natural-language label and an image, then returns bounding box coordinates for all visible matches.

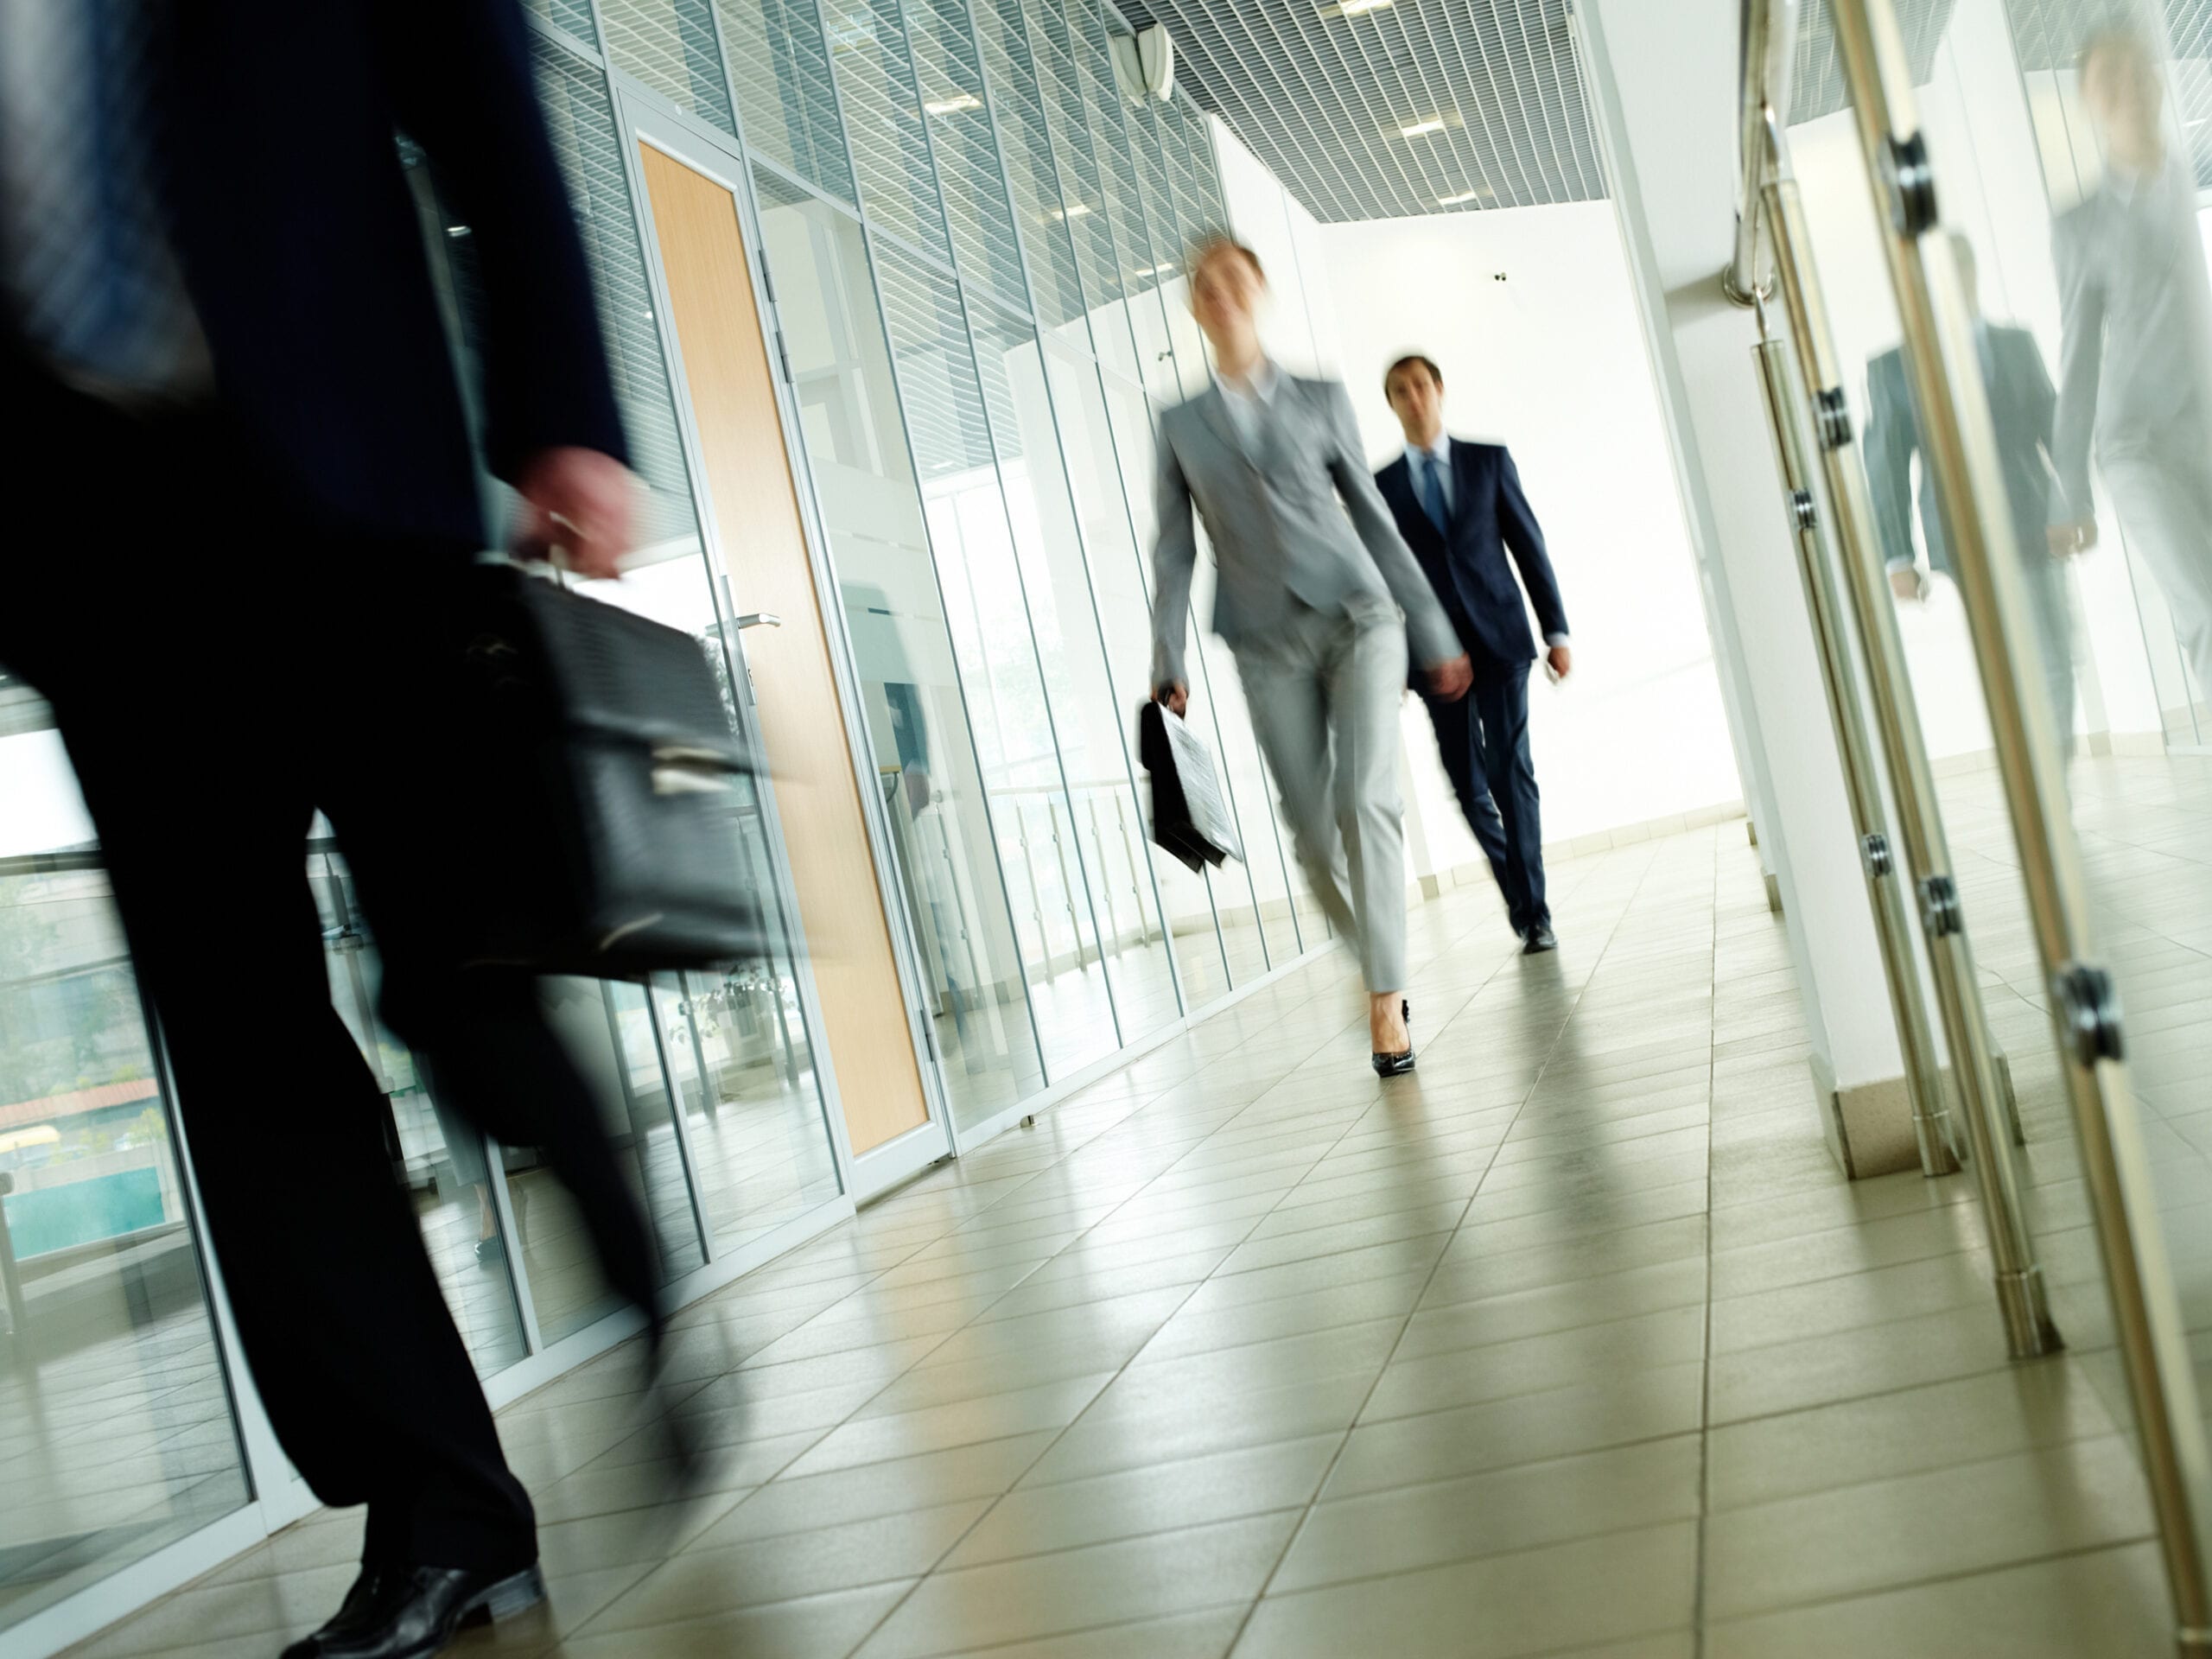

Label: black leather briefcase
[447,562,775,977]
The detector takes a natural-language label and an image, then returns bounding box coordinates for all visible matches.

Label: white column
[1582,0,1920,1173]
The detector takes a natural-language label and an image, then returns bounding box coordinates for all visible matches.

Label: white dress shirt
[1216,358,1281,460]
[1403,430,1567,650]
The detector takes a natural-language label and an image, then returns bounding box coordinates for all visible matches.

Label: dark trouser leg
[1421,688,1511,910]
[0,383,534,1573]
[34,673,537,1575]
[1472,664,1547,931]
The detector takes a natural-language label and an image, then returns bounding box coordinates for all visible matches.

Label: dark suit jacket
[7,0,628,548]
[1863,324,2055,577]
[1375,440,1567,682]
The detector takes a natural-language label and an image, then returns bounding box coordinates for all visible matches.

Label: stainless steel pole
[1751,334,1957,1178]
[1760,166,2061,1356]
[1828,0,2212,1645]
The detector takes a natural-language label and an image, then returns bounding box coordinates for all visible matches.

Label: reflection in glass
[600,0,740,136]
[715,0,858,204]
[0,697,250,1628]
[308,851,529,1376]
[754,170,1047,1124]
[908,0,1031,318]
[969,308,1185,1045]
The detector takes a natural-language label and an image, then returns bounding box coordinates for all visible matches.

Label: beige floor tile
[701,1433,1058,1547]
[915,1606,1246,1658]
[1705,1434,2156,1619]
[546,1580,913,1659]
[1705,1541,2171,1659]
[1272,1434,1700,1592]
[779,1374,1117,1479]
[584,1500,986,1632]
[1230,1521,1697,1659]
[1362,1306,1707,1423]
[1706,1358,2125,1510]
[1325,1361,1707,1499]
[854,1514,1298,1658]
[952,1436,1341,1567]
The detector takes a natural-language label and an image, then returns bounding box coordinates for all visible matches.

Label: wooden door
[637,141,932,1160]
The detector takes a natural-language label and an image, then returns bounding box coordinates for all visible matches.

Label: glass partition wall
[1755,0,2212,1645]
[1,0,1300,1644]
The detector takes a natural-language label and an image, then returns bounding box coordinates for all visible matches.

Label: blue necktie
[1417,452,1449,533]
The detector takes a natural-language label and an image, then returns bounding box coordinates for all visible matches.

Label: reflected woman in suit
[1150,237,1472,1075]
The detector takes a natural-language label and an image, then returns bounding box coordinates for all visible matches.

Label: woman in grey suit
[1150,237,1472,1074]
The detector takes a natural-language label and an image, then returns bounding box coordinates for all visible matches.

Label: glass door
[620,90,977,1193]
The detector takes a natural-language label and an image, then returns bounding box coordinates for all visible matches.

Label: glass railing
[1738,0,2212,1643]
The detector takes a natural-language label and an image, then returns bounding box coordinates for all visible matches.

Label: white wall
[1210,118,1745,860]
[1316,203,1745,866]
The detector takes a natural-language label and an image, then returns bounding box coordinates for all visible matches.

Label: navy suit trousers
[1423,664,1548,931]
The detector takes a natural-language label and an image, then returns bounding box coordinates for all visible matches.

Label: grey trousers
[2104,416,2212,701]
[1234,596,1410,992]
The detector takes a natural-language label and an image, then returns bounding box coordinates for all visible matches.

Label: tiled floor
[58,816,2180,1658]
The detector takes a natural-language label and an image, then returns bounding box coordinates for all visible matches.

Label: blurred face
[1385,361,1444,445]
[1189,246,1265,353]
[2082,40,2162,138]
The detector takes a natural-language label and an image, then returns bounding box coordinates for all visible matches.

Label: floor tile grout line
[811,868,1593,1657]
[810,963,1488,1656]
[1700,1530,2164,1635]
[1694,825,1721,1659]
[1219,841,1669,1654]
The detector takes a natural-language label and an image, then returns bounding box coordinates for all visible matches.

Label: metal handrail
[1733,0,2058,1351]
[1824,0,2212,1647]
[1750,334,1955,1173]
[1728,0,1797,303]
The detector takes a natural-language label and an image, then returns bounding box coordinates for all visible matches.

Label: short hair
[1185,234,1264,285]
[1383,353,1443,395]
[2079,16,2157,78]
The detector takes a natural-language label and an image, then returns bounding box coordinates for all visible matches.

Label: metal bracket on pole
[2052,963,2126,1066]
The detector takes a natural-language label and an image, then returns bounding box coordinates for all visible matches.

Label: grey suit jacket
[1150,372,1459,690]
[2051,155,2212,518]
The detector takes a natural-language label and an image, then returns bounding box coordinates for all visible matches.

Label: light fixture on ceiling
[925,92,982,115]
[1398,116,1449,138]
[1436,188,1484,206]
[1051,202,1094,220]
[1131,263,1169,277]
[1319,0,1394,16]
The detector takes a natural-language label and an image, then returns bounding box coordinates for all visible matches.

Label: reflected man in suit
[1376,355,1571,954]
[2050,22,2212,697]
[1866,233,2078,746]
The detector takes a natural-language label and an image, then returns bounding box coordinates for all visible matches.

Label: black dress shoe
[1522,922,1558,955]
[281,1562,545,1659]
[1372,999,1415,1077]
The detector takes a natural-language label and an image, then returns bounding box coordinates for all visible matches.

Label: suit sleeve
[1151,415,1198,692]
[1323,382,1460,669]
[1497,448,1568,641]
[377,0,629,480]
[2050,215,2103,524]
[1862,353,1920,572]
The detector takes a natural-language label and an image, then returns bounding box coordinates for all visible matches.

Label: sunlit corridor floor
[60,817,2176,1659]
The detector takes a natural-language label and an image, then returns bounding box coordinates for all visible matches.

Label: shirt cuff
[1544,632,1570,649]
[1885,557,1916,573]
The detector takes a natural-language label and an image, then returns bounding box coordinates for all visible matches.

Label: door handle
[734,613,782,630]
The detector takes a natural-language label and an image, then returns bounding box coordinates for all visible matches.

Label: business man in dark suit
[0,3,658,1654]
[1865,233,2078,745]
[1376,355,1571,953]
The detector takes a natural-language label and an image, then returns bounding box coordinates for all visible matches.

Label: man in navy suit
[2,4,658,1654]
[1376,355,1572,953]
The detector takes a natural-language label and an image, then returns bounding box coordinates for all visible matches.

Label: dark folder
[1137,701,1244,874]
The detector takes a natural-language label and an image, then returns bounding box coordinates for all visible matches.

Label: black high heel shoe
[1372,999,1415,1077]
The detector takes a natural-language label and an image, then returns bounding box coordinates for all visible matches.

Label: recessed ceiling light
[1399,117,1448,138]
[1437,189,1483,206]
[1319,0,1394,16]
[925,92,982,115]
[1132,263,1170,277]
[1051,202,1094,219]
